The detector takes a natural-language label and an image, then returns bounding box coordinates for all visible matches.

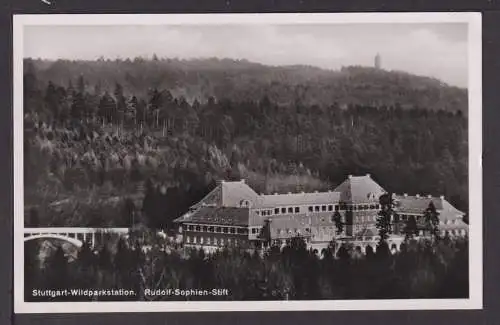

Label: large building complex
[174,174,468,254]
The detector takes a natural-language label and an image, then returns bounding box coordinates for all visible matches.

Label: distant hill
[26,57,468,114]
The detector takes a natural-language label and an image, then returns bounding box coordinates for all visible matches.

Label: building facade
[174,174,468,254]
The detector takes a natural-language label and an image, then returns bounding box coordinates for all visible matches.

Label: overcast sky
[24,23,468,88]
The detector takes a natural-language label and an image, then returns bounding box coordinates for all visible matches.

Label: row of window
[250,227,262,234]
[256,207,300,216]
[185,235,243,246]
[441,219,461,225]
[351,214,465,226]
[355,215,377,223]
[307,204,380,213]
[255,203,381,217]
[271,238,311,246]
[185,224,248,235]
[275,227,311,235]
[444,229,468,236]
[185,219,463,237]
[185,230,467,245]
[398,215,462,225]
[350,228,468,237]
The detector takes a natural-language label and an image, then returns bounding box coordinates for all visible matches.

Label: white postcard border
[13,12,482,313]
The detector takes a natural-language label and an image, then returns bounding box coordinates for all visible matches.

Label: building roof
[190,180,259,209]
[177,176,468,232]
[394,194,467,229]
[176,206,251,227]
[220,181,259,207]
[394,195,465,217]
[192,175,386,210]
[257,191,340,208]
[333,174,386,203]
[394,195,444,213]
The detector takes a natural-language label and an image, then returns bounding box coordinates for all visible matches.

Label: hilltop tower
[374,53,381,69]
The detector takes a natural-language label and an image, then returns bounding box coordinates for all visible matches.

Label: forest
[27,57,467,113]
[24,233,469,301]
[23,57,468,230]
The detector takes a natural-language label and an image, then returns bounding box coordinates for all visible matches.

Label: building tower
[374,53,381,69]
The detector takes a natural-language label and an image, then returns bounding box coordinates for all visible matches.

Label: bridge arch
[24,234,83,248]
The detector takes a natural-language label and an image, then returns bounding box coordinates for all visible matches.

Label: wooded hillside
[23,58,468,229]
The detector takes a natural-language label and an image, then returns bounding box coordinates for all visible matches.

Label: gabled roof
[440,199,466,218]
[333,174,386,203]
[191,180,259,209]
[257,191,340,208]
[394,194,465,221]
[394,195,444,213]
[221,181,259,207]
[177,206,251,226]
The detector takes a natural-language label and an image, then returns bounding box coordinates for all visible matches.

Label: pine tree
[44,81,60,119]
[332,210,344,236]
[114,82,127,126]
[142,179,158,228]
[75,241,96,289]
[98,92,116,124]
[376,193,396,246]
[423,201,440,239]
[258,219,272,247]
[128,95,138,126]
[98,244,112,271]
[45,246,69,292]
[76,75,86,94]
[148,88,163,128]
[70,76,89,120]
[122,198,136,227]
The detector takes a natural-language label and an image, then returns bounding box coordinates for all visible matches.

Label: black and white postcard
[13,12,482,313]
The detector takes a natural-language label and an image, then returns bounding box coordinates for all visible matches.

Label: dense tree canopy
[26,58,467,114]
[25,235,469,301]
[24,58,468,229]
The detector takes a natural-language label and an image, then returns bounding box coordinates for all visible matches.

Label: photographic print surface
[14,13,482,313]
